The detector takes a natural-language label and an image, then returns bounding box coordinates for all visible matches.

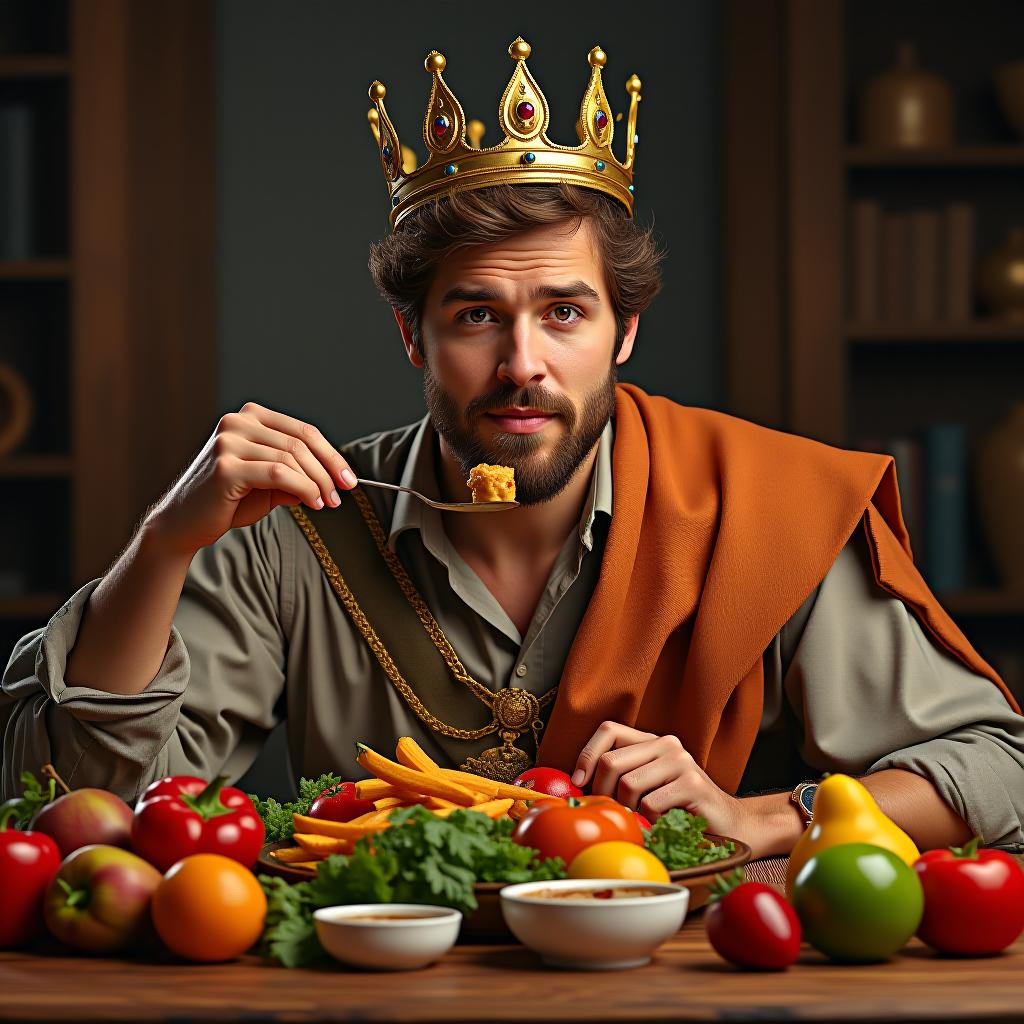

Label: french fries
[271,737,568,870]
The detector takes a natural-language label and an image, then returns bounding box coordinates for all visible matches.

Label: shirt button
[515,664,528,678]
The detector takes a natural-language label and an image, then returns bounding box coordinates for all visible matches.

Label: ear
[614,314,640,366]
[394,308,424,368]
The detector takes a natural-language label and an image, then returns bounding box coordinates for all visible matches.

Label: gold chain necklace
[290,490,557,783]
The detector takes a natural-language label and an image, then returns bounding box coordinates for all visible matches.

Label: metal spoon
[355,478,519,512]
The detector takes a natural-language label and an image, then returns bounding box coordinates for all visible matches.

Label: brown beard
[424,366,617,506]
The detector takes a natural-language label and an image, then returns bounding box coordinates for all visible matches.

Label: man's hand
[144,402,358,556]
[572,721,753,839]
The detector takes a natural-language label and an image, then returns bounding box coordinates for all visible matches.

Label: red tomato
[0,807,61,948]
[511,767,584,800]
[309,782,375,823]
[510,796,644,866]
[628,808,653,832]
[914,837,1024,954]
[704,869,801,970]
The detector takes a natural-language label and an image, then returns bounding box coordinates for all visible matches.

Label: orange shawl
[537,384,1018,792]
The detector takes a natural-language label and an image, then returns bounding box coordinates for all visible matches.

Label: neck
[436,437,600,565]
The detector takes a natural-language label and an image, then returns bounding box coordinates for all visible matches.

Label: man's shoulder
[339,418,425,485]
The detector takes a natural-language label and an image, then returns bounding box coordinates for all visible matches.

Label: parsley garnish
[643,808,736,869]
[248,773,343,842]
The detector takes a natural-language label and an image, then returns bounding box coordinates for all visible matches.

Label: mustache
[465,384,575,423]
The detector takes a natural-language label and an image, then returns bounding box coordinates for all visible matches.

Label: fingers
[224,436,333,510]
[592,735,694,810]
[572,721,657,787]
[238,403,358,493]
[221,457,326,510]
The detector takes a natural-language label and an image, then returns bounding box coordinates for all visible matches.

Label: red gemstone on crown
[594,109,608,131]
[433,115,450,138]
[516,101,535,122]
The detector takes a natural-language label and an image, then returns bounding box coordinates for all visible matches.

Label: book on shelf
[0,102,33,260]
[846,201,977,328]
[849,199,881,322]
[942,202,975,322]
[923,423,967,595]
[909,209,940,322]
[880,211,910,322]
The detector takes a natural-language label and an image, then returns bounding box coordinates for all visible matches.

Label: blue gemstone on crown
[595,160,606,171]
[522,152,536,164]
[382,145,391,158]
[444,163,457,175]
[434,115,450,138]
[628,185,635,194]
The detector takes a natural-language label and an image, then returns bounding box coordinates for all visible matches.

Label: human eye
[545,304,584,325]
[456,307,498,325]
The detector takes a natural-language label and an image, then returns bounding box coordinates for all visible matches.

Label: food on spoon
[467,463,516,503]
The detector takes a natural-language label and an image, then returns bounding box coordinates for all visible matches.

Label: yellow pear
[785,773,920,896]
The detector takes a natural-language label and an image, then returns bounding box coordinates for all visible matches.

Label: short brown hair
[368,184,663,356]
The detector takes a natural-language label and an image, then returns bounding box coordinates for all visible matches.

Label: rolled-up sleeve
[1,512,289,803]
[782,525,1024,850]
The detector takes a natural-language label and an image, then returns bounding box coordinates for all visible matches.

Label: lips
[485,409,556,434]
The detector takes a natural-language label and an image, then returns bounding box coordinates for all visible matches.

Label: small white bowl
[500,878,688,970]
[313,904,462,970]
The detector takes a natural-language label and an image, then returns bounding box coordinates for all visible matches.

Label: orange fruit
[151,853,267,962]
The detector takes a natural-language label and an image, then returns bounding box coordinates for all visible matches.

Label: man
[3,39,1023,860]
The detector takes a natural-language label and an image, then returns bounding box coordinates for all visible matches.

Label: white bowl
[313,904,462,970]
[499,879,688,970]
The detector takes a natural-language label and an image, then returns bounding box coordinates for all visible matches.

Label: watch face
[799,784,818,817]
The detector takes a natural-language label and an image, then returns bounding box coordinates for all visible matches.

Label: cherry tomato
[568,841,670,882]
[628,808,653,831]
[705,869,801,970]
[512,767,584,800]
[309,781,375,823]
[914,837,1024,954]
[511,796,644,866]
[152,853,267,962]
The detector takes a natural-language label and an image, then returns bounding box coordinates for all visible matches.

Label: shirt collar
[387,416,614,553]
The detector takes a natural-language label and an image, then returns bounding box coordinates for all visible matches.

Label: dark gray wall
[217,0,722,441]
[217,0,722,798]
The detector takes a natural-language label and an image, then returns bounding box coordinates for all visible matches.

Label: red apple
[44,844,162,953]
[30,788,133,858]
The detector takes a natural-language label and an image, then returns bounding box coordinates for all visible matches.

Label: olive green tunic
[3,415,1023,847]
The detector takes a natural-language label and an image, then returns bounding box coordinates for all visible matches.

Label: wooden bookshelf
[846,146,1024,167]
[0,0,214,658]
[0,55,70,78]
[725,0,1024,699]
[0,259,71,279]
[846,322,1024,343]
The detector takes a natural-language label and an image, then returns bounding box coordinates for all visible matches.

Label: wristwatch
[790,780,819,824]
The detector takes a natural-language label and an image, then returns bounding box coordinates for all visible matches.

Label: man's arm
[742,768,971,858]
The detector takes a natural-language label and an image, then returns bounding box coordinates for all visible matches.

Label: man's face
[409,219,637,506]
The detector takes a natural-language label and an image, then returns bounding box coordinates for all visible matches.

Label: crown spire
[367,37,643,227]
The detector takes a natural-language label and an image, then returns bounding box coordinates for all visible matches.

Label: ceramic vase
[976,403,1024,590]
[977,227,1024,321]
[858,42,954,148]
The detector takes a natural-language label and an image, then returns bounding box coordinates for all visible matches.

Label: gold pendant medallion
[460,687,542,782]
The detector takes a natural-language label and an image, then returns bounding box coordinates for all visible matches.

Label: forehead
[425,219,604,301]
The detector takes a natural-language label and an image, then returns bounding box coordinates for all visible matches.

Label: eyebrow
[439,280,601,306]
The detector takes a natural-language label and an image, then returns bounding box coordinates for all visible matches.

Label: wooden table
[3,917,1023,1023]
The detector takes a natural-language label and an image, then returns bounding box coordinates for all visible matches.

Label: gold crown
[367,37,642,229]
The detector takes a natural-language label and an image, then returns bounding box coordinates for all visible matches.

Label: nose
[496,315,547,388]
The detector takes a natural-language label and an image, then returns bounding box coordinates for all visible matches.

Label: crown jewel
[367,38,642,228]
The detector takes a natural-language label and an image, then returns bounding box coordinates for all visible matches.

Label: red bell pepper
[308,781,375,823]
[131,775,265,873]
[914,836,1024,954]
[0,805,62,948]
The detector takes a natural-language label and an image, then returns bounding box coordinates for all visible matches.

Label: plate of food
[251,737,749,952]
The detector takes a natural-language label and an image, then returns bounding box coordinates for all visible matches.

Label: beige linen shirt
[4,414,1024,847]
